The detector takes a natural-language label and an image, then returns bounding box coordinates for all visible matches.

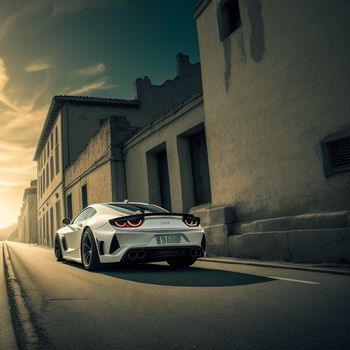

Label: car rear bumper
[121,245,204,263]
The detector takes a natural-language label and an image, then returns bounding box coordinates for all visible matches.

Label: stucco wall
[196,0,350,222]
[125,95,204,212]
[17,185,38,244]
[64,103,139,168]
[65,120,114,217]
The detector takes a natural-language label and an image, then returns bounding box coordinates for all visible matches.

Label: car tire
[81,228,100,271]
[166,257,197,267]
[54,234,64,262]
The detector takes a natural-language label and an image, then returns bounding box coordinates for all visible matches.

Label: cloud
[0,57,48,226]
[68,78,117,95]
[0,58,16,111]
[0,58,9,90]
[77,63,106,76]
[25,62,52,73]
[52,0,126,16]
[0,0,48,42]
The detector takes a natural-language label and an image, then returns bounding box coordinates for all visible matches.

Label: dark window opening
[218,0,241,41]
[322,135,350,176]
[55,127,58,145]
[55,146,59,174]
[82,184,88,208]
[50,156,54,181]
[66,194,73,219]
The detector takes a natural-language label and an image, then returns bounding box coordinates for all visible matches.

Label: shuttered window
[322,133,350,176]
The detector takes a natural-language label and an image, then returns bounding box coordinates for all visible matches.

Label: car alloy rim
[55,238,60,258]
[82,233,92,267]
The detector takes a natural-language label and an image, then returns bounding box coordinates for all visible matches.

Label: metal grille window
[321,132,350,176]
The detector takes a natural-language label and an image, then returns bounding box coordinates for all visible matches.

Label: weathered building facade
[34,1,350,263]
[193,0,350,262]
[125,93,208,213]
[34,96,140,246]
[35,54,202,242]
[17,180,38,244]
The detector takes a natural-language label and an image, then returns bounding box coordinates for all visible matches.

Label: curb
[199,257,350,276]
[0,242,17,350]
[3,242,39,349]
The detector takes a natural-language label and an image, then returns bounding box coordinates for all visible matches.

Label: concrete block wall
[193,206,350,263]
[190,205,235,256]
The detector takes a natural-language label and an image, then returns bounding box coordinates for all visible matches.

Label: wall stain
[246,0,265,62]
[223,38,231,91]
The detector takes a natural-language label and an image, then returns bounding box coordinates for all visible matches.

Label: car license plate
[156,234,181,245]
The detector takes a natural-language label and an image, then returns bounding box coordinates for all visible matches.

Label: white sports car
[54,202,206,271]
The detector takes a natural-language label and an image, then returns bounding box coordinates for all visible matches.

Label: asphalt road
[2,241,350,350]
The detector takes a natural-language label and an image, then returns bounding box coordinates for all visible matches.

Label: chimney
[176,53,191,76]
[134,76,152,100]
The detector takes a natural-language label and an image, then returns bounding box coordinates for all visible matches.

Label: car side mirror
[62,218,71,225]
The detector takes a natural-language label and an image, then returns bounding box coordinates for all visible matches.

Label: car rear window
[104,203,168,214]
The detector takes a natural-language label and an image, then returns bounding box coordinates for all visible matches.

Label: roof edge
[33,95,140,161]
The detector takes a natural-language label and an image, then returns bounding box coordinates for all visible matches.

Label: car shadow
[62,260,272,287]
[103,263,272,287]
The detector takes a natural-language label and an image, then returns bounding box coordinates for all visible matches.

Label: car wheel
[81,228,100,271]
[167,257,197,267]
[54,234,63,262]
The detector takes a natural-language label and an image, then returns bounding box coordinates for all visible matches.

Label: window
[82,184,88,208]
[55,201,61,230]
[88,208,97,218]
[55,145,59,174]
[46,163,49,186]
[50,156,54,181]
[321,131,350,176]
[50,133,53,151]
[55,127,58,145]
[49,207,54,246]
[66,194,73,219]
[105,203,168,214]
[43,169,46,191]
[73,208,92,224]
[217,0,241,41]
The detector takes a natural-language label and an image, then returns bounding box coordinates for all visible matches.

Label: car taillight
[126,217,144,227]
[183,216,200,227]
[113,217,144,228]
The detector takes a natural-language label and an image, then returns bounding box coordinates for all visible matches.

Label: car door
[64,208,92,259]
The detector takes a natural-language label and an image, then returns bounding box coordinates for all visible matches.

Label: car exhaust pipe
[136,250,145,259]
[189,248,197,257]
[128,250,137,260]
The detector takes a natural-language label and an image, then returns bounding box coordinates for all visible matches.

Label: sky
[0,0,200,228]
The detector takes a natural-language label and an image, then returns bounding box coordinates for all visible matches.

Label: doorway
[190,130,212,205]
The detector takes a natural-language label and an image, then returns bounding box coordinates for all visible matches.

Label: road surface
[2,241,350,350]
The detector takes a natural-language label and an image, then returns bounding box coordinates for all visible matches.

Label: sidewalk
[199,256,350,276]
[0,242,17,350]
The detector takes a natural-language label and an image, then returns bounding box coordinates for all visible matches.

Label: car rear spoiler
[109,213,200,225]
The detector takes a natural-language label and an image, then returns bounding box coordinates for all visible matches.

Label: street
[1,241,350,350]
